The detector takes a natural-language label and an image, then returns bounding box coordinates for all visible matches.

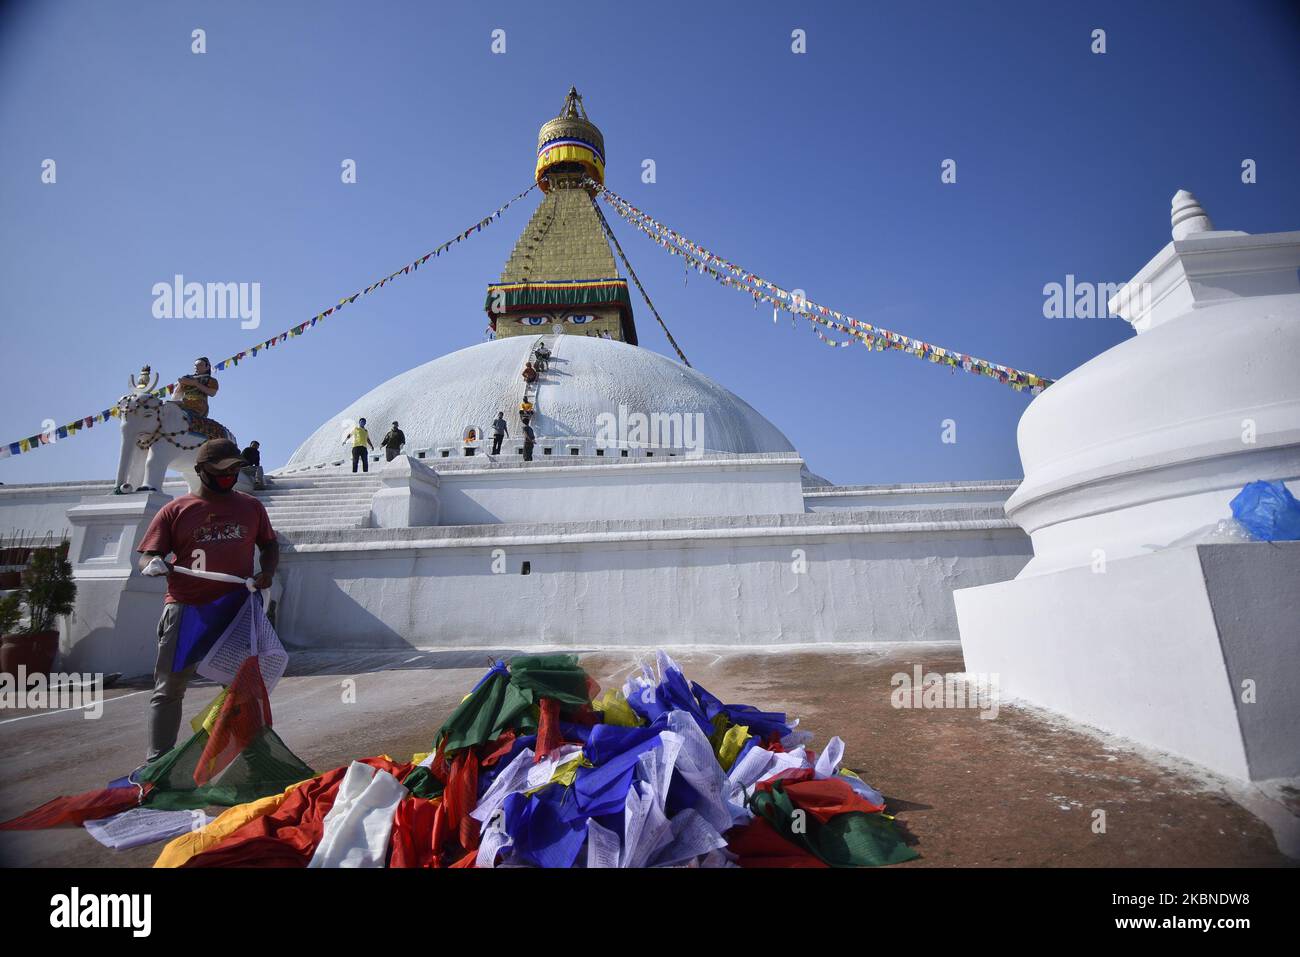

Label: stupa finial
[1171,189,1214,240]
[561,86,588,120]
[536,87,605,192]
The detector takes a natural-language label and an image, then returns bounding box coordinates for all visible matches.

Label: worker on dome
[345,417,375,473]
[522,361,539,384]
[522,420,536,462]
[491,412,509,456]
[381,421,406,462]
[534,341,551,372]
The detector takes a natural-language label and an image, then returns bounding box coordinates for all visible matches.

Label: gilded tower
[485,88,637,344]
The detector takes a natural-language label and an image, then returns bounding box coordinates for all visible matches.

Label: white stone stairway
[513,334,556,447]
[253,473,382,531]
[520,334,554,414]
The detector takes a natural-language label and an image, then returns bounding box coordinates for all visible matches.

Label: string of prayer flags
[1,184,538,460]
[588,179,1053,395]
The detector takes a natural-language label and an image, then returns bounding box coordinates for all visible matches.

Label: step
[272,516,367,526]
[262,501,372,513]
[254,487,377,497]
[261,472,384,482]
[258,480,382,491]
[262,503,373,513]
[273,524,366,532]
[256,492,377,504]
[264,508,371,522]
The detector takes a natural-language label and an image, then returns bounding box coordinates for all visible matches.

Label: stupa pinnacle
[535,86,606,192]
[485,89,637,344]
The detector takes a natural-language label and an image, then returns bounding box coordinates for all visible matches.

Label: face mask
[199,470,238,493]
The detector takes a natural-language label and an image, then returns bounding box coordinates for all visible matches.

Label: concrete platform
[0,645,1294,867]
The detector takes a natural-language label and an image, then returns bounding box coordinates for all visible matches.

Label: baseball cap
[196,438,247,470]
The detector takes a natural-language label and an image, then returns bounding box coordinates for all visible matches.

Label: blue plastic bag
[1229,480,1300,542]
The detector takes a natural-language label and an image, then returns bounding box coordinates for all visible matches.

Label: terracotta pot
[1,631,59,679]
[0,571,21,589]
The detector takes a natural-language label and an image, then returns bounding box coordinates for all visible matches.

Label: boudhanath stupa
[1,89,1296,804]
[2,88,1032,673]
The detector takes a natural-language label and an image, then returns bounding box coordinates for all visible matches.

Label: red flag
[755,769,886,819]
[195,656,271,786]
[534,697,561,762]
[480,730,518,768]
[0,784,144,830]
[183,757,405,868]
[725,818,827,868]
[387,796,439,868]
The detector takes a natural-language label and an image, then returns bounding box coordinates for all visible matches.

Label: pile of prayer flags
[2,651,917,868]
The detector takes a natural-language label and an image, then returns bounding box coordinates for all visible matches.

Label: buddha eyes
[515,315,594,325]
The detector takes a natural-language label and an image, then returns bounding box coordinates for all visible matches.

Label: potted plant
[0,531,36,589]
[0,594,19,644]
[1,540,75,679]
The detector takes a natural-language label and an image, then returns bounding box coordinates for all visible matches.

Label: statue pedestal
[370,455,440,528]
[61,491,170,678]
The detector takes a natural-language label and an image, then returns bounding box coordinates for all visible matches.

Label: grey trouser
[242,464,265,485]
[147,603,198,762]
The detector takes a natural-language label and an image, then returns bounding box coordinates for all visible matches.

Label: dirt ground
[0,645,1293,867]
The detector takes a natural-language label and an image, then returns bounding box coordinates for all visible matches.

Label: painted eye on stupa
[517,316,548,326]
[566,315,595,324]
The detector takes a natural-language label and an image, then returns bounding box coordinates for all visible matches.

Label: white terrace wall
[273,508,1033,650]
[803,481,1018,512]
[430,454,807,525]
[0,480,187,543]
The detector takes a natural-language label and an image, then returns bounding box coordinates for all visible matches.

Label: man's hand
[141,556,171,577]
[254,540,279,591]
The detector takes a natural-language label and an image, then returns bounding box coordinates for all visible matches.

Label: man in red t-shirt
[136,438,279,764]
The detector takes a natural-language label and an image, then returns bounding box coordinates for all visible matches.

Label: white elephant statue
[113,366,236,494]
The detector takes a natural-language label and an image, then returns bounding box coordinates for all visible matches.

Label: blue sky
[2,0,1297,486]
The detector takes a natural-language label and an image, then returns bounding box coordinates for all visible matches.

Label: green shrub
[20,541,76,634]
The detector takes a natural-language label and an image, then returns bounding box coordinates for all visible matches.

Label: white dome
[283,335,795,469]
[1006,291,1300,575]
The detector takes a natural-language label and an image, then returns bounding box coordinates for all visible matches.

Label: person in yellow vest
[344,417,375,473]
[176,357,219,417]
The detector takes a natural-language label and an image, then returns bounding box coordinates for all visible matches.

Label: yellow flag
[190,689,228,735]
[523,751,591,796]
[709,714,749,771]
[592,689,642,727]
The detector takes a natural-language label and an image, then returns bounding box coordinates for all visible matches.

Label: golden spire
[535,86,606,192]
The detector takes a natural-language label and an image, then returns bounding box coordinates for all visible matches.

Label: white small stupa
[956,190,1300,783]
